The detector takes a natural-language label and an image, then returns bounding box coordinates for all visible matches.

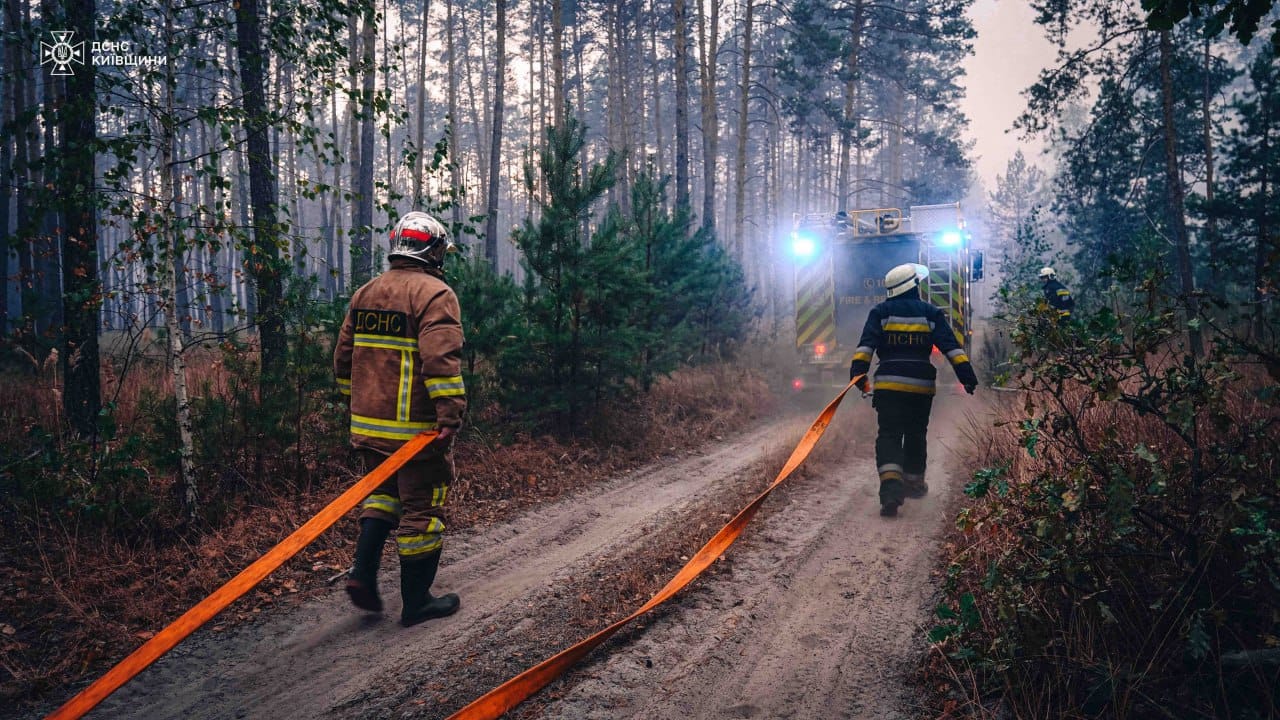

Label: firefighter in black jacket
[1038,266,1075,318]
[849,263,978,517]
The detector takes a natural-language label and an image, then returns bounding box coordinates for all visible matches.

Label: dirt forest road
[42,391,977,720]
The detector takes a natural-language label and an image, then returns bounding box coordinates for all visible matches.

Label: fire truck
[788,203,983,389]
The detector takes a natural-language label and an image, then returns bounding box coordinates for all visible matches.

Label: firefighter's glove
[429,425,457,449]
[964,384,976,395]
[854,377,869,395]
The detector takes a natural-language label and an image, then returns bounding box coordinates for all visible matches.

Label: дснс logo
[40,30,84,76]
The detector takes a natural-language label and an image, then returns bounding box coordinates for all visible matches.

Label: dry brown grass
[0,358,775,711]
[922,366,1280,720]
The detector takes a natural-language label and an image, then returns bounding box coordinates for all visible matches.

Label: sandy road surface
[38,391,974,720]
[540,394,973,720]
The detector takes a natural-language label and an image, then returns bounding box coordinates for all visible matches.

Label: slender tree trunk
[1256,69,1273,314]
[10,0,32,330]
[551,0,565,127]
[837,0,864,213]
[236,0,287,378]
[413,0,431,206]
[283,60,305,278]
[733,0,754,258]
[605,0,621,207]
[225,38,254,320]
[1158,29,1201,357]
[572,21,586,133]
[344,11,360,291]
[485,0,507,269]
[461,5,487,198]
[673,0,690,211]
[0,3,13,335]
[59,0,100,435]
[446,0,463,229]
[1202,34,1220,295]
[650,0,663,183]
[529,0,540,220]
[352,2,377,286]
[37,0,64,337]
[697,0,720,231]
[161,0,197,520]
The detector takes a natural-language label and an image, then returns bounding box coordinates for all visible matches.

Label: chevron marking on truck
[949,273,966,344]
[795,258,835,347]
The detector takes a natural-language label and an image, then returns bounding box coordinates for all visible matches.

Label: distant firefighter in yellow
[1038,266,1075,318]
[334,211,465,626]
[849,263,978,516]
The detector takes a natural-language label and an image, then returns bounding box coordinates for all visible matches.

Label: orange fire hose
[447,376,863,720]
[44,431,439,720]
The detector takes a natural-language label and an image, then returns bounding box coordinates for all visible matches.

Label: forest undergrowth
[0,340,773,708]
[924,270,1280,719]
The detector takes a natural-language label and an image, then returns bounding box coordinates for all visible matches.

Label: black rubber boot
[399,549,460,627]
[345,517,392,612]
[903,472,928,499]
[879,478,905,517]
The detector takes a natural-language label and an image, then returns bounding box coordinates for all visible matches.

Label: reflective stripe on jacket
[334,259,466,454]
[1043,278,1075,317]
[848,295,978,395]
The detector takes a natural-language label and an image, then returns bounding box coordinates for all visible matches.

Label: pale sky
[959,0,1059,193]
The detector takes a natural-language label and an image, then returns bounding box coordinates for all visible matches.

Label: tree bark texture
[485,0,507,269]
[733,0,754,258]
[414,0,431,207]
[163,0,198,520]
[552,0,565,129]
[673,0,690,211]
[236,0,287,378]
[697,0,719,231]
[446,0,463,229]
[836,0,864,213]
[353,2,377,286]
[1158,29,1202,357]
[59,0,101,435]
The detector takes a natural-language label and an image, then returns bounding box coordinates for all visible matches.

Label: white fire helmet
[1038,266,1056,280]
[388,212,454,268]
[885,263,929,298]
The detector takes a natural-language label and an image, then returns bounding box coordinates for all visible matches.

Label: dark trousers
[872,390,934,505]
[357,448,453,559]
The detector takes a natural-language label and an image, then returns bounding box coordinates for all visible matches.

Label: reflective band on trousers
[351,414,438,440]
[878,463,904,481]
[362,493,403,518]
[397,518,445,556]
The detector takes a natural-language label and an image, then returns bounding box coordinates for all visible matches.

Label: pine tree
[987,151,1055,314]
[1221,42,1280,309]
[503,117,647,430]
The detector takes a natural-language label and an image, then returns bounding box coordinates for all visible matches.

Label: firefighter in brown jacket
[334,211,465,626]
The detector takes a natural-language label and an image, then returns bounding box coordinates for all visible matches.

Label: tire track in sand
[536,394,971,720]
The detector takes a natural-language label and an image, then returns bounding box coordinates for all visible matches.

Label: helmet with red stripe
[388,212,454,268]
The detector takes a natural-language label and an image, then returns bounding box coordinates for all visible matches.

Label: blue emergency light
[790,232,817,258]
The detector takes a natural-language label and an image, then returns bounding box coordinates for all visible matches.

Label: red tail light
[792,378,804,391]
[814,342,827,357]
